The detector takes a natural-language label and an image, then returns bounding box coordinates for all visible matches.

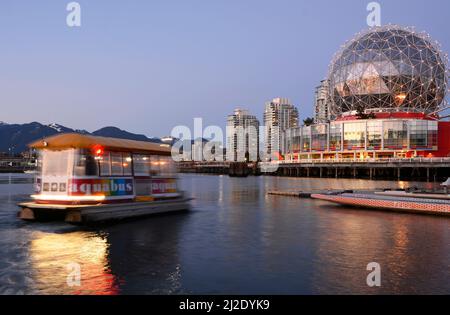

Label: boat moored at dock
[18,133,191,223]
[311,188,450,216]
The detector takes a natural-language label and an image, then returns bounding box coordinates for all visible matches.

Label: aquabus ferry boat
[18,133,190,223]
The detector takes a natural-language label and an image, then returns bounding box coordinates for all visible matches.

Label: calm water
[0,174,448,295]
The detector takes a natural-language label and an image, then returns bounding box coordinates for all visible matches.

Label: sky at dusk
[1,0,449,137]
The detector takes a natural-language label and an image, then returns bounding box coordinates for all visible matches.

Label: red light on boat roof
[92,144,104,156]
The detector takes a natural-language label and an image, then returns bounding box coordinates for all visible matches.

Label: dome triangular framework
[328,25,448,117]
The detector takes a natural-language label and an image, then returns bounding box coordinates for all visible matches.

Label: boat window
[111,152,123,176]
[98,152,172,177]
[150,155,176,177]
[36,153,43,174]
[123,153,132,176]
[150,156,161,176]
[41,149,71,176]
[99,152,111,176]
[159,156,176,176]
[86,154,99,176]
[74,150,99,176]
[133,154,150,176]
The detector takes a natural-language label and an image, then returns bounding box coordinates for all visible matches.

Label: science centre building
[283,25,450,160]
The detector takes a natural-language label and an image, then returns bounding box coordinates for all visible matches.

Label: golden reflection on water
[309,210,405,293]
[30,231,118,295]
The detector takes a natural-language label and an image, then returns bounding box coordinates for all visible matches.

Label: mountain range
[0,122,163,154]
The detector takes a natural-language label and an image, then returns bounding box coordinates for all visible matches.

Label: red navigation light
[92,145,104,156]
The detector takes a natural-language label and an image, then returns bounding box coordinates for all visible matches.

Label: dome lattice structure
[328,25,448,117]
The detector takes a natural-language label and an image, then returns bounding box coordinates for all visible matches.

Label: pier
[0,155,35,173]
[269,158,450,182]
[267,190,349,198]
[177,162,259,176]
[178,157,450,182]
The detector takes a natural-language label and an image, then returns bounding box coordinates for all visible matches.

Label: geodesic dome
[328,25,448,117]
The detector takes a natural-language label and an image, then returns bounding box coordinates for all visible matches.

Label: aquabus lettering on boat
[151,179,177,194]
[69,178,134,196]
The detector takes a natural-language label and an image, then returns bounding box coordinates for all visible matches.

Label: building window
[384,121,408,150]
[292,128,301,153]
[311,124,328,151]
[343,122,366,150]
[301,127,311,152]
[329,123,342,151]
[409,120,428,149]
[427,121,438,149]
[367,121,382,150]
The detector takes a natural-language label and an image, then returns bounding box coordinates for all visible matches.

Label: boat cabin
[28,133,179,204]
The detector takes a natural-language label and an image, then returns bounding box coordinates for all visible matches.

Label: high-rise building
[263,98,299,160]
[226,109,260,162]
[314,80,331,123]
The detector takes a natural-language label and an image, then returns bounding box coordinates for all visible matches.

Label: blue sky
[0,0,449,137]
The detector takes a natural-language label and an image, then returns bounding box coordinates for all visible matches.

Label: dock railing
[265,157,450,165]
[178,157,450,170]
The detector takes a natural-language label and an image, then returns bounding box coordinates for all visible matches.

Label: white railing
[179,158,450,167]
[264,157,450,165]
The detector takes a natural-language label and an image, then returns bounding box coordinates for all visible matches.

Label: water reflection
[102,215,188,294]
[177,175,449,294]
[0,174,449,294]
[27,215,189,294]
[30,231,117,295]
[309,209,450,294]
